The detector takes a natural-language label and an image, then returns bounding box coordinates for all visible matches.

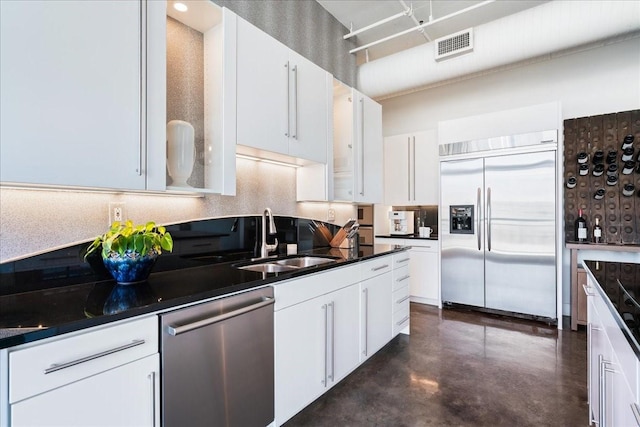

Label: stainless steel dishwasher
[160,286,274,427]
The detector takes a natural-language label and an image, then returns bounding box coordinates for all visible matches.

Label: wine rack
[563,109,640,245]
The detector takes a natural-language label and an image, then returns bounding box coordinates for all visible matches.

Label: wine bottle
[575,209,588,242]
[593,217,602,243]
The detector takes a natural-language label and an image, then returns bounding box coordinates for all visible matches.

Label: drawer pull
[396,295,410,304]
[396,258,410,264]
[44,339,146,374]
[396,315,409,326]
[371,264,389,272]
[396,275,410,282]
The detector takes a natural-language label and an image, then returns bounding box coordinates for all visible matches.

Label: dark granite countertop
[583,260,640,356]
[375,234,439,241]
[0,244,406,349]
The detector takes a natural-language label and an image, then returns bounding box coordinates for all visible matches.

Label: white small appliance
[389,211,414,235]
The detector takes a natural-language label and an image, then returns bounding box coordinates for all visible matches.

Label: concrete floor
[284,303,588,426]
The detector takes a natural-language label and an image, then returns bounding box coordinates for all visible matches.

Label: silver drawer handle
[371,264,389,271]
[396,258,410,264]
[44,339,146,374]
[396,275,410,282]
[396,315,409,326]
[583,284,595,297]
[396,295,410,304]
[167,297,274,336]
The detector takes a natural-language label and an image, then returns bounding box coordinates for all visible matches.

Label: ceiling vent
[435,28,473,61]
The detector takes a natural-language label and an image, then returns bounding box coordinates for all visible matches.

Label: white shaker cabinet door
[11,354,160,427]
[0,0,146,190]
[236,16,289,156]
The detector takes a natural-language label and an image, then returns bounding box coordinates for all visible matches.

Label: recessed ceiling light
[173,2,188,12]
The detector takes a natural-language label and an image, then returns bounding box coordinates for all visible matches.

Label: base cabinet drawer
[10,354,160,427]
[9,316,158,404]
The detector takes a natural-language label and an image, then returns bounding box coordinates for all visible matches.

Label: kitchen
[1,0,640,426]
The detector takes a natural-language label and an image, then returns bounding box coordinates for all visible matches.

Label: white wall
[379,36,640,316]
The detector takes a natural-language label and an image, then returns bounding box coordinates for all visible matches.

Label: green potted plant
[84,220,173,285]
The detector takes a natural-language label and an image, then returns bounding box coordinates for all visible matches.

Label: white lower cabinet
[360,258,393,361]
[392,253,411,336]
[586,275,640,427]
[11,355,159,427]
[274,253,401,426]
[375,238,440,307]
[275,283,360,424]
[7,316,160,427]
[409,242,439,306]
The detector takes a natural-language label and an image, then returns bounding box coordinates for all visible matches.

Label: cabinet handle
[292,65,298,140]
[44,339,146,374]
[396,275,410,283]
[396,295,410,304]
[372,264,389,271]
[396,257,410,264]
[407,137,411,201]
[148,371,156,427]
[396,315,410,326]
[137,0,146,176]
[583,284,595,297]
[599,355,616,427]
[167,297,274,335]
[477,187,482,251]
[359,98,365,196]
[412,136,416,201]
[363,288,368,356]
[285,62,290,137]
[631,403,640,425]
[329,301,335,382]
[322,304,328,386]
[487,187,492,252]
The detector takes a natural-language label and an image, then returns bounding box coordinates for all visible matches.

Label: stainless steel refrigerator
[440,131,557,320]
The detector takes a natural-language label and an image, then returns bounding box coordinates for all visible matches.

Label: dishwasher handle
[166,296,275,336]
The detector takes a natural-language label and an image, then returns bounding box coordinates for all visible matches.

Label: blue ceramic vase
[102,250,159,285]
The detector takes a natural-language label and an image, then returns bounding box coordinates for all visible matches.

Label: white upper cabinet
[0,0,163,191]
[236,17,330,165]
[333,83,383,203]
[384,130,439,206]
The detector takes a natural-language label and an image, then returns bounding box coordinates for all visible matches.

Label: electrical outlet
[327,208,336,222]
[109,203,126,225]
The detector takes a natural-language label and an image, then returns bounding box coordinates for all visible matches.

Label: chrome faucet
[260,208,278,258]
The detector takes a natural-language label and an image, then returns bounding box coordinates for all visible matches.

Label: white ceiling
[317,0,549,62]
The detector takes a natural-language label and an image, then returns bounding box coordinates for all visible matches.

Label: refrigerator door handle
[477,187,482,251]
[487,187,492,252]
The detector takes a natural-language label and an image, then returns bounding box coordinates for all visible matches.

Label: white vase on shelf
[166,120,195,187]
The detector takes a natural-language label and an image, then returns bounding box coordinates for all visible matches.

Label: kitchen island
[583,259,640,426]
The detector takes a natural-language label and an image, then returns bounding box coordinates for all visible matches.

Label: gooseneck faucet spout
[261,208,278,258]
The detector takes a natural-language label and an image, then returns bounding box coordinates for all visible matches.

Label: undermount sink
[235,256,338,273]
[274,257,336,268]
[237,263,298,273]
